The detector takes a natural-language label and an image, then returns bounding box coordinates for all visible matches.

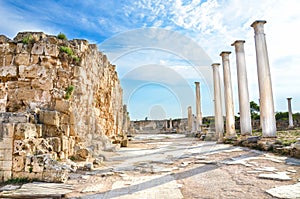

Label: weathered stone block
[15,53,30,66]
[31,77,53,90]
[0,138,13,150]
[121,139,129,147]
[39,110,60,127]
[42,170,68,183]
[0,65,17,78]
[8,114,28,123]
[30,54,40,64]
[0,82,6,93]
[14,123,37,139]
[69,125,76,136]
[42,125,62,137]
[1,54,13,66]
[16,88,36,101]
[0,170,12,182]
[0,149,12,161]
[31,156,44,173]
[12,156,25,172]
[46,137,61,152]
[61,136,69,152]
[44,44,59,57]
[75,148,91,160]
[60,113,70,124]
[55,99,72,114]
[19,64,38,78]
[31,43,44,55]
[1,123,15,138]
[12,171,43,180]
[0,160,13,171]
[68,136,75,156]
[24,155,32,173]
[36,124,43,137]
[13,140,25,155]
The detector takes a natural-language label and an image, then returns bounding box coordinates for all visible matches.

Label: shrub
[65,85,75,100]
[59,46,74,56]
[22,34,35,44]
[4,177,32,184]
[57,32,67,40]
[72,55,80,63]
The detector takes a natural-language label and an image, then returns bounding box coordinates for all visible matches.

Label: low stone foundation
[232,136,300,159]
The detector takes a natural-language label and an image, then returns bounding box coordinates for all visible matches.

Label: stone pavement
[1,133,300,198]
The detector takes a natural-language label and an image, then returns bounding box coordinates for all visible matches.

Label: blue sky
[1,0,300,120]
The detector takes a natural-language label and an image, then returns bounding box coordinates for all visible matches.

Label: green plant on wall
[72,55,80,63]
[22,34,35,44]
[57,32,67,40]
[28,167,33,173]
[65,85,75,100]
[59,46,74,56]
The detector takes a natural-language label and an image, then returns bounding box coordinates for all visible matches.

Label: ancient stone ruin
[0,32,130,182]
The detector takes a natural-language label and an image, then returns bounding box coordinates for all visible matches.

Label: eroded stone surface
[0,32,130,182]
[258,172,292,181]
[266,183,300,198]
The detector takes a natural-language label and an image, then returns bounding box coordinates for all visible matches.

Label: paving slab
[0,182,74,198]
[266,182,300,198]
[258,172,292,181]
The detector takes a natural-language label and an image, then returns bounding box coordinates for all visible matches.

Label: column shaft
[195,82,202,131]
[231,40,252,135]
[212,63,224,141]
[187,106,193,132]
[251,20,276,137]
[220,52,236,138]
[287,98,294,128]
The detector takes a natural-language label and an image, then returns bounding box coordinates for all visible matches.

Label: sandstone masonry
[0,32,129,182]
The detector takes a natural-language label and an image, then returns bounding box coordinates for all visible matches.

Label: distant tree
[275,112,289,120]
[250,101,260,120]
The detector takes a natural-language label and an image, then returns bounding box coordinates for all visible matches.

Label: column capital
[194,81,200,85]
[231,40,245,46]
[287,97,292,100]
[220,51,231,56]
[251,20,267,34]
[211,63,220,68]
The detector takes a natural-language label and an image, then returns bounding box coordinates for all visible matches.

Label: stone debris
[254,167,277,172]
[266,183,300,199]
[258,172,292,181]
[0,184,20,191]
[81,183,105,193]
[0,182,74,198]
[221,159,253,167]
[287,169,297,173]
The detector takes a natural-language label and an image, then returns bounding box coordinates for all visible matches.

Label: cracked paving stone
[258,172,292,181]
[266,182,300,198]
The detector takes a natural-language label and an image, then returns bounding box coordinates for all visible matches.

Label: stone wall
[0,32,129,182]
[130,118,188,134]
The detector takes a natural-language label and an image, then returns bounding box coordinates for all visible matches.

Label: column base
[257,137,276,151]
[204,132,218,141]
[224,135,238,144]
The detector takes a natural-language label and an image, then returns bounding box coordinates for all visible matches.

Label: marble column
[231,40,252,135]
[287,98,294,128]
[251,20,276,137]
[195,82,202,131]
[187,106,193,132]
[212,63,224,142]
[169,118,173,129]
[220,52,236,138]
